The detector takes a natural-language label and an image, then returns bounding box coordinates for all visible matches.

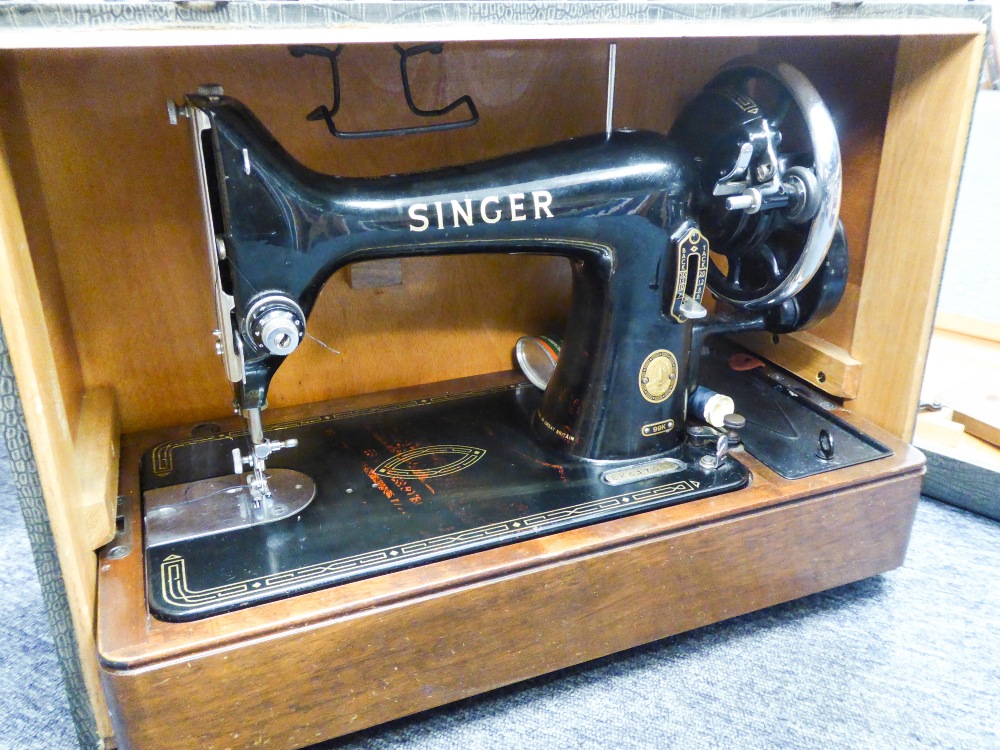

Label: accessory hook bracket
[289,43,480,139]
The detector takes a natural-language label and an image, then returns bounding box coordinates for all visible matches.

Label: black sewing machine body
[197,93,713,460]
[140,58,889,621]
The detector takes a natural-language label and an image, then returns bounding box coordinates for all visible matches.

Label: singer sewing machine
[82,44,932,750]
[0,8,986,746]
[132,56,896,622]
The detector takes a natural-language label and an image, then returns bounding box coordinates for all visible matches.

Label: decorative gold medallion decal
[373,445,486,479]
[639,349,679,403]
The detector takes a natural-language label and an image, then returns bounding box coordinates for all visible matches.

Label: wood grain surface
[5,41,607,433]
[733,330,861,400]
[852,33,985,438]
[97,372,924,750]
[74,386,120,549]
[757,35,898,354]
[0,88,111,736]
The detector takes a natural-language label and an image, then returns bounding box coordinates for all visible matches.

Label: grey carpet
[1,425,998,748]
[0,441,78,749]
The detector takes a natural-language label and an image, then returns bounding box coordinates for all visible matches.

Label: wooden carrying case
[0,3,989,749]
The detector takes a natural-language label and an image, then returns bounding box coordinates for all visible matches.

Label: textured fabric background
[0,327,100,750]
[0,443,82,749]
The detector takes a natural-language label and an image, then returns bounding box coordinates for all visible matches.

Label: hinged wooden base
[97,374,924,750]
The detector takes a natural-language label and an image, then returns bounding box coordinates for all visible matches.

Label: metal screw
[166,99,189,125]
[723,413,746,447]
[197,83,225,97]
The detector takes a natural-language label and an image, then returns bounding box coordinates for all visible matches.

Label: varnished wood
[97,373,924,750]
[852,33,985,439]
[0,97,112,735]
[756,36,898,354]
[733,329,861,399]
[347,258,403,289]
[613,37,759,132]
[5,41,610,433]
[0,55,84,434]
[74,387,120,550]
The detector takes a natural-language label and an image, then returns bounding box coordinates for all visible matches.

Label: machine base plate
[142,382,748,621]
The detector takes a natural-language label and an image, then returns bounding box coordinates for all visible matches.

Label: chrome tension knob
[244,294,306,357]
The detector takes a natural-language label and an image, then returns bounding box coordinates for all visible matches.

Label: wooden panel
[852,33,985,439]
[6,38,909,436]
[733,329,861,399]
[75,387,120,550]
[0,54,84,434]
[347,258,403,289]
[613,37,759,131]
[0,110,111,734]
[98,374,924,750]
[104,476,920,750]
[4,36,921,436]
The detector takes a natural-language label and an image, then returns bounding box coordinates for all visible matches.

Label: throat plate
[144,469,316,547]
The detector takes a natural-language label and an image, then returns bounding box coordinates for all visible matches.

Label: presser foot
[143,469,316,547]
[231,419,299,515]
[232,447,293,520]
